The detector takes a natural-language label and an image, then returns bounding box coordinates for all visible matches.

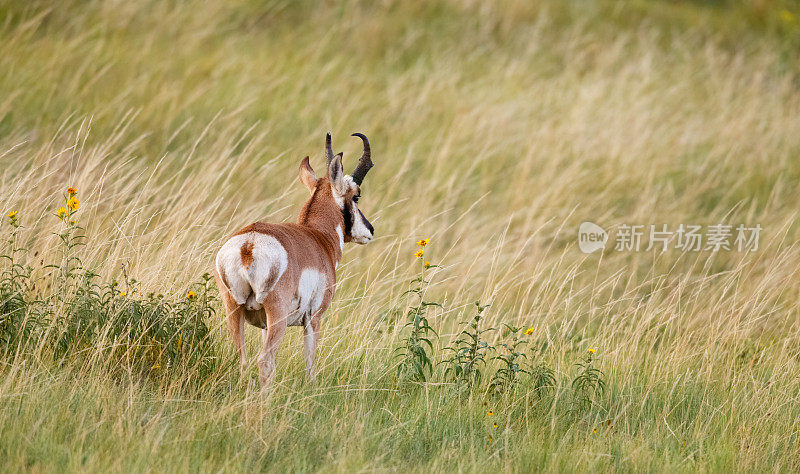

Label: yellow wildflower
[487,410,494,416]
[588,348,595,354]
[414,248,424,259]
[424,261,431,268]
[187,291,196,300]
[524,327,534,336]
[416,238,430,247]
[67,196,80,211]
[487,437,493,444]
[7,210,17,219]
[492,422,498,428]
[593,428,598,434]
[119,292,126,298]
[56,207,68,219]
[67,187,77,195]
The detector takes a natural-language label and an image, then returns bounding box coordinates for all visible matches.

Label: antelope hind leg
[257,304,288,393]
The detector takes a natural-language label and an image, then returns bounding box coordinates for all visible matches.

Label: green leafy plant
[394,239,440,385]
[0,210,36,347]
[52,188,86,287]
[0,188,218,378]
[442,302,494,393]
[488,324,528,395]
[571,348,605,414]
[529,362,556,400]
[526,336,556,402]
[51,269,217,377]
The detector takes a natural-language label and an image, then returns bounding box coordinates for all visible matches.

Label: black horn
[325,132,335,167]
[350,132,373,185]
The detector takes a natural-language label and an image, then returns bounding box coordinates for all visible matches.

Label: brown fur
[216,172,352,388]
[240,241,254,268]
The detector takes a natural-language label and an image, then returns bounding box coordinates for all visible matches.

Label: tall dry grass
[1,0,800,471]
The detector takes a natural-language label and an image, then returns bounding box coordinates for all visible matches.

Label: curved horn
[325,132,334,167]
[350,132,373,185]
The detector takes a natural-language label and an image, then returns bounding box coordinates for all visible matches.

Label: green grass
[1,0,800,471]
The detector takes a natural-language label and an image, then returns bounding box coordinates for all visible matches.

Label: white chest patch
[288,268,327,326]
[336,225,344,268]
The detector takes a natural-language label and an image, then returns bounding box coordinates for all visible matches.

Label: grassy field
[2,0,800,471]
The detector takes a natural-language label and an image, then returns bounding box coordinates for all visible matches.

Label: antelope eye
[353,195,360,203]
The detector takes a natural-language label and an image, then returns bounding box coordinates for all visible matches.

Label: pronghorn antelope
[214,132,374,389]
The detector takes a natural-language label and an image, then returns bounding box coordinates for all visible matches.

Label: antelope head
[298,132,375,244]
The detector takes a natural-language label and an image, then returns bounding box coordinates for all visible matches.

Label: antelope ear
[327,152,345,193]
[299,156,317,192]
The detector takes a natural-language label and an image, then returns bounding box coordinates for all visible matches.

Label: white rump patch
[215,232,288,309]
